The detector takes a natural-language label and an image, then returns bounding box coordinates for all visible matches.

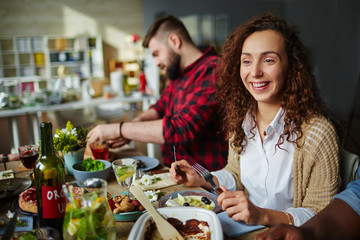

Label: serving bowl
[110,191,146,222]
[128,207,223,240]
[72,160,111,182]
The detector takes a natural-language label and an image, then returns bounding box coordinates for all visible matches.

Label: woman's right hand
[169,160,206,187]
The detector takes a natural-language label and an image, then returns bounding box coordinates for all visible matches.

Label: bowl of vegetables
[72,158,112,182]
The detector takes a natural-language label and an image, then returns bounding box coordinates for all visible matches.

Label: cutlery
[172,145,183,176]
[147,169,169,175]
[2,211,18,240]
[130,185,184,240]
[192,163,223,195]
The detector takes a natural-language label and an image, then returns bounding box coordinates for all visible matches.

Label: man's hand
[254,224,306,240]
[87,123,120,145]
[108,137,131,148]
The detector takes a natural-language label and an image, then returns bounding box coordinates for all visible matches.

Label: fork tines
[192,163,223,195]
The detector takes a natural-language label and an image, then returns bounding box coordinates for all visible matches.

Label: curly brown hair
[216,13,324,153]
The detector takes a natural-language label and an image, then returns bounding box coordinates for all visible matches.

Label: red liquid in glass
[91,146,109,160]
[20,150,39,169]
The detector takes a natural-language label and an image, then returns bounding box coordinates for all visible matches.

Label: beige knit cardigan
[223,115,341,214]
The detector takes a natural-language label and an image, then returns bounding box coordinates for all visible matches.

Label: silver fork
[192,163,223,195]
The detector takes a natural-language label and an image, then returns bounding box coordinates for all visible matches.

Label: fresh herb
[18,232,36,240]
[16,219,27,227]
[53,121,90,154]
[80,158,105,172]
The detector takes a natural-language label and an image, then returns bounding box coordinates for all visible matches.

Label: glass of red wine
[18,145,39,175]
[90,141,109,160]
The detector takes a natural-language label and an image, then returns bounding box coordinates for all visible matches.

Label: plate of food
[0,178,32,199]
[12,186,37,216]
[158,190,222,213]
[108,191,146,221]
[131,156,159,172]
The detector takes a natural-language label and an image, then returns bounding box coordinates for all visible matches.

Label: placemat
[217,211,265,238]
[133,172,176,190]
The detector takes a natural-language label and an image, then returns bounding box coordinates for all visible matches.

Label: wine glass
[18,145,39,169]
[90,141,109,160]
[112,158,137,190]
[18,145,39,179]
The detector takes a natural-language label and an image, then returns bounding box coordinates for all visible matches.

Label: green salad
[80,158,105,172]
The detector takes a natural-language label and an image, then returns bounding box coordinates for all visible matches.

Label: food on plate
[0,170,15,180]
[19,186,37,213]
[107,191,112,200]
[137,160,146,169]
[12,231,37,240]
[18,186,84,213]
[165,193,215,210]
[146,217,210,240]
[109,194,145,214]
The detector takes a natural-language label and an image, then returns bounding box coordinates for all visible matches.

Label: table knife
[173,145,182,175]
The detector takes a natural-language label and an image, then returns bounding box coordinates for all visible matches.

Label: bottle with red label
[34,122,66,238]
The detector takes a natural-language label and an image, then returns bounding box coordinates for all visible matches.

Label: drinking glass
[112,158,137,188]
[90,141,109,160]
[18,145,39,170]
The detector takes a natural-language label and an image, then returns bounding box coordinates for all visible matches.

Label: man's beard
[166,50,181,80]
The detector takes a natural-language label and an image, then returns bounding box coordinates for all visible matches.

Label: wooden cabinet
[0,35,104,80]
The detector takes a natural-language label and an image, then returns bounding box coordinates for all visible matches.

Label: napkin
[0,216,33,234]
[217,211,265,238]
[133,172,176,190]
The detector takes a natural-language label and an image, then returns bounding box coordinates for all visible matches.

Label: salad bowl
[72,159,111,182]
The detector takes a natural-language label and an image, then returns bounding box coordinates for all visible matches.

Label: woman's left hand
[217,188,262,225]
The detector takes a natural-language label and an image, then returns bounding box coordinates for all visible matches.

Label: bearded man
[88,15,227,171]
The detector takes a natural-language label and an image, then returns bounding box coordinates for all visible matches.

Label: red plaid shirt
[150,47,228,171]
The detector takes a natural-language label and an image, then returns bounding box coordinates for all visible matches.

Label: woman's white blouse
[212,108,315,226]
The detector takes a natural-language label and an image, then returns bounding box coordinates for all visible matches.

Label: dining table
[0,146,267,240]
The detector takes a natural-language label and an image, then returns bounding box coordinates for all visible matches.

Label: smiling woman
[169,12,341,228]
[213,13,341,227]
[240,30,288,107]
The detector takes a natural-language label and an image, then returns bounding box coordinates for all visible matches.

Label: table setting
[0,142,267,240]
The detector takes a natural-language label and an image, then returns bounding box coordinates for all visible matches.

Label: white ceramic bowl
[128,207,223,240]
[72,160,111,182]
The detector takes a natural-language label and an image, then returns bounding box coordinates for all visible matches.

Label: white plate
[128,207,223,240]
[158,190,221,213]
[130,156,159,172]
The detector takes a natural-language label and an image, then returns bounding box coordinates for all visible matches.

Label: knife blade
[2,211,18,240]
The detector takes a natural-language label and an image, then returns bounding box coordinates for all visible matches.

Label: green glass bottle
[34,122,66,238]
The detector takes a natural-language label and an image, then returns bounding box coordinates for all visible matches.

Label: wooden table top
[0,147,267,240]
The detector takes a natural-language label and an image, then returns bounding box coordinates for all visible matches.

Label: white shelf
[0,35,104,80]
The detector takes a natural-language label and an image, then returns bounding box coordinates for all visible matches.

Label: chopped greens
[80,158,105,172]
[16,219,27,227]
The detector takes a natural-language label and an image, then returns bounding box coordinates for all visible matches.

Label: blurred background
[0,0,359,158]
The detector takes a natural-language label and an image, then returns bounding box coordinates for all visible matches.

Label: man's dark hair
[143,15,194,48]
